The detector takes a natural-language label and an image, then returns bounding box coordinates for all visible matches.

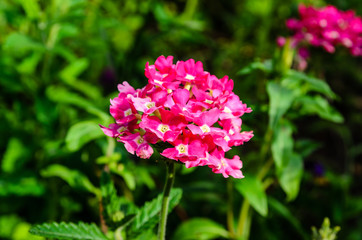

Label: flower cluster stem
[158,160,176,240]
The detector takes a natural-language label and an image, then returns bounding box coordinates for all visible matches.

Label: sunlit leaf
[65,121,105,152]
[29,222,108,240]
[172,218,230,240]
[234,175,268,217]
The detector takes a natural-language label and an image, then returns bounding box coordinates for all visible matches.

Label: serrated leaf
[41,164,99,196]
[234,175,268,217]
[100,171,138,230]
[172,218,230,240]
[29,222,108,240]
[286,70,336,99]
[127,188,182,238]
[267,82,296,129]
[295,96,344,123]
[65,121,104,152]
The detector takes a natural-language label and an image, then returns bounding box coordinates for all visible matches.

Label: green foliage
[65,121,105,152]
[29,222,108,240]
[41,164,100,196]
[267,82,296,129]
[127,188,183,238]
[172,218,230,240]
[234,175,268,216]
[312,218,340,240]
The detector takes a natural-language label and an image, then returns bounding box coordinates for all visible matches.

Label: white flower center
[319,19,327,28]
[124,109,132,116]
[176,144,188,154]
[205,99,213,104]
[162,73,168,78]
[200,124,210,133]
[229,129,235,135]
[136,137,144,144]
[223,107,232,113]
[185,74,195,80]
[145,102,155,109]
[117,126,127,133]
[158,124,170,133]
[224,136,230,142]
[154,79,163,85]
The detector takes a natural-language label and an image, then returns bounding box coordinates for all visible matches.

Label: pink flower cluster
[283,4,362,56]
[100,56,253,178]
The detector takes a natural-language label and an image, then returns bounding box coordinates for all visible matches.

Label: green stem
[158,161,176,240]
[227,179,235,237]
[236,199,250,238]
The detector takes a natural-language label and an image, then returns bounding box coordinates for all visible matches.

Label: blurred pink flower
[100,56,253,178]
[285,4,362,57]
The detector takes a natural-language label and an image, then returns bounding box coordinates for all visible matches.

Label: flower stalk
[158,160,176,240]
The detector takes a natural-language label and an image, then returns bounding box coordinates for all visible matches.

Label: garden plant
[0,0,361,240]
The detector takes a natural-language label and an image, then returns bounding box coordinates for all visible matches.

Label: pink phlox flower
[109,96,137,124]
[119,132,154,159]
[161,132,207,161]
[99,123,128,138]
[187,108,220,136]
[176,59,208,84]
[139,109,186,142]
[219,94,252,120]
[209,149,244,179]
[282,4,362,57]
[128,95,159,114]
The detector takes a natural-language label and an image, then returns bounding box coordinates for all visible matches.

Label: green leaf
[100,171,138,230]
[286,70,336,99]
[29,222,108,240]
[271,121,293,169]
[278,153,303,201]
[127,188,183,238]
[0,175,45,196]
[268,197,308,240]
[18,0,41,19]
[46,86,110,121]
[172,218,230,240]
[295,96,344,123]
[65,121,104,152]
[234,175,268,217]
[41,164,99,196]
[237,60,272,75]
[17,52,43,75]
[271,121,303,201]
[3,33,44,57]
[267,82,296,129]
[1,138,27,173]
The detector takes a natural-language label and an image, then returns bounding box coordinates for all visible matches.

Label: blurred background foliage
[0,0,361,239]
